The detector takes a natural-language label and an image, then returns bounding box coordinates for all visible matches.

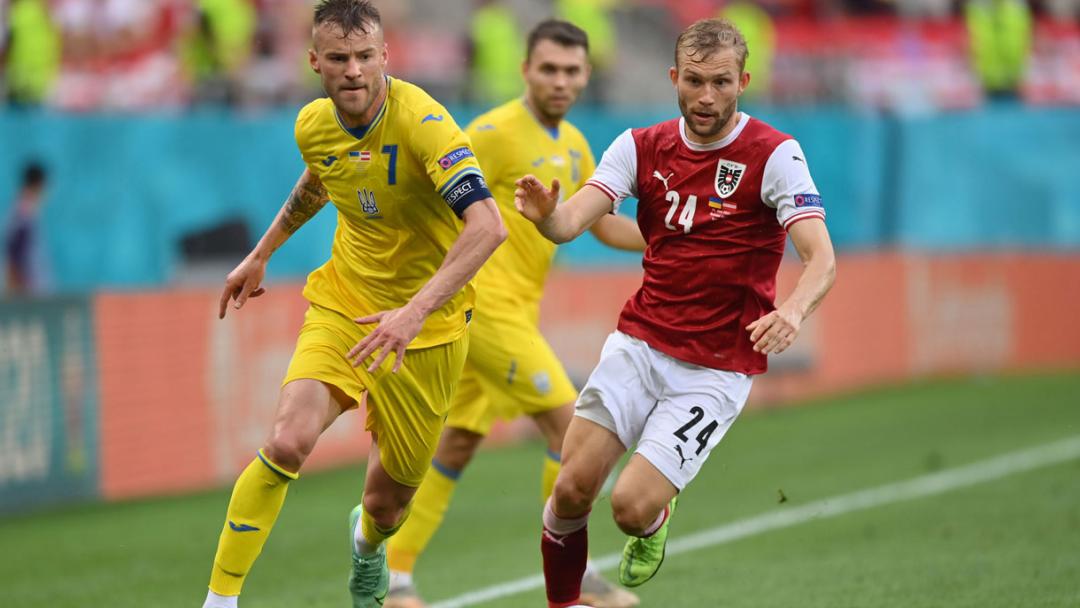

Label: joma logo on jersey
[714,159,746,198]
[357,188,381,217]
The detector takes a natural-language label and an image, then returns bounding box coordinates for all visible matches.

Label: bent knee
[611,496,658,536]
[436,428,484,471]
[262,433,314,472]
[551,472,599,517]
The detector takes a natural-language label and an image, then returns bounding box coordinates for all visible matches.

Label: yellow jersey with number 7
[294,76,491,349]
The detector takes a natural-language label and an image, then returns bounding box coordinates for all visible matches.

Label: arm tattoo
[280,174,329,234]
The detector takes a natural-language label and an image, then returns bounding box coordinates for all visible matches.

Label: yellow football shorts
[283,304,468,486]
[446,306,577,436]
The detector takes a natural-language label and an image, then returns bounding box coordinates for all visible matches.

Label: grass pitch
[2,371,1078,607]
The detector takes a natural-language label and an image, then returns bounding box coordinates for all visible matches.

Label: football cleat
[618,496,677,588]
[348,505,390,607]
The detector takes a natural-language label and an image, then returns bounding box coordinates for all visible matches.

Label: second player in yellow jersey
[385,20,644,608]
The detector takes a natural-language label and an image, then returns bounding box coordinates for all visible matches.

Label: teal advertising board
[0,297,99,513]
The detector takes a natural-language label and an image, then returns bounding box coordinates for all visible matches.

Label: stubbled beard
[338,75,382,118]
[534,93,570,123]
[679,95,738,140]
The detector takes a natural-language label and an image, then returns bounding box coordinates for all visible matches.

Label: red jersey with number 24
[584,113,826,374]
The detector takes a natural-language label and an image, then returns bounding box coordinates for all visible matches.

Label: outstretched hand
[347,305,426,373]
[514,175,560,225]
[218,257,267,319]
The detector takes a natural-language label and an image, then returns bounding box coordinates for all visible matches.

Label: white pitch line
[430,434,1080,608]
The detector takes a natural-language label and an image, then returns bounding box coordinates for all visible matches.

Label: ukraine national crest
[714,159,746,198]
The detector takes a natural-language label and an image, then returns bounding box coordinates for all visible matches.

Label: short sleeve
[294,100,324,175]
[410,106,492,217]
[585,129,638,213]
[761,139,826,230]
[465,119,504,192]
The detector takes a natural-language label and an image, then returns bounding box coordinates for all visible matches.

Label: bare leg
[610,454,678,536]
[207,379,352,602]
[542,416,626,607]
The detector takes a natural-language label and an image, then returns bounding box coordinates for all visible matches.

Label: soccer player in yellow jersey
[201,2,507,608]
[385,20,644,608]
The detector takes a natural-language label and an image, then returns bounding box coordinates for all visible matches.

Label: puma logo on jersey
[421,113,444,124]
[675,444,693,469]
[653,170,674,190]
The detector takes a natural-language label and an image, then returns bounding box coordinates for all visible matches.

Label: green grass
[3,371,1078,607]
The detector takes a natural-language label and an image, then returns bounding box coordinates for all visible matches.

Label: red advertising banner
[94,253,1080,500]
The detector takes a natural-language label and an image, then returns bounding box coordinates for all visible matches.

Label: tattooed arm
[276,168,331,237]
[218,169,329,318]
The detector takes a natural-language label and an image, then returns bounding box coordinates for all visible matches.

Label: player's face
[309,22,388,126]
[669,48,750,142]
[522,40,591,123]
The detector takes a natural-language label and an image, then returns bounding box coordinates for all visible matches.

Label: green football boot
[348,505,390,607]
[618,496,678,588]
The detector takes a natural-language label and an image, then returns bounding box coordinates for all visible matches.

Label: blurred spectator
[3,0,60,105]
[896,0,954,20]
[966,0,1033,99]
[721,2,777,101]
[236,0,319,107]
[556,0,617,103]
[4,161,48,296]
[1043,0,1080,21]
[51,0,189,110]
[467,0,522,104]
[182,0,256,105]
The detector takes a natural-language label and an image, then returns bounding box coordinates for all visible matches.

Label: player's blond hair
[675,18,749,72]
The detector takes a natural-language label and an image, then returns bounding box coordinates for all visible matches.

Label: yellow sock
[386,461,459,573]
[208,450,298,596]
[360,500,412,553]
[542,448,561,504]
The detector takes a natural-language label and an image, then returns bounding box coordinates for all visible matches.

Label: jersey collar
[335,76,391,140]
[520,97,561,141]
[678,112,749,152]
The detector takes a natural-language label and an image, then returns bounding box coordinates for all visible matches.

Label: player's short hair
[675,18,749,72]
[526,19,589,62]
[313,0,381,37]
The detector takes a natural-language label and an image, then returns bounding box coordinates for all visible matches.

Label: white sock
[353,520,380,556]
[389,570,414,591]
[542,498,589,535]
[203,589,238,608]
[641,504,670,537]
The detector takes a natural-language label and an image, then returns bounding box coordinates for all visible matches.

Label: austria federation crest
[714,159,746,198]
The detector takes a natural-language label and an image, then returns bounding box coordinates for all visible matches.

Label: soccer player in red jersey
[515,18,837,607]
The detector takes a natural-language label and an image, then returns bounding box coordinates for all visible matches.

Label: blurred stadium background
[1,0,1078,606]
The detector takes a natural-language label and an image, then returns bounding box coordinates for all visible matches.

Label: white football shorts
[574,331,752,490]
